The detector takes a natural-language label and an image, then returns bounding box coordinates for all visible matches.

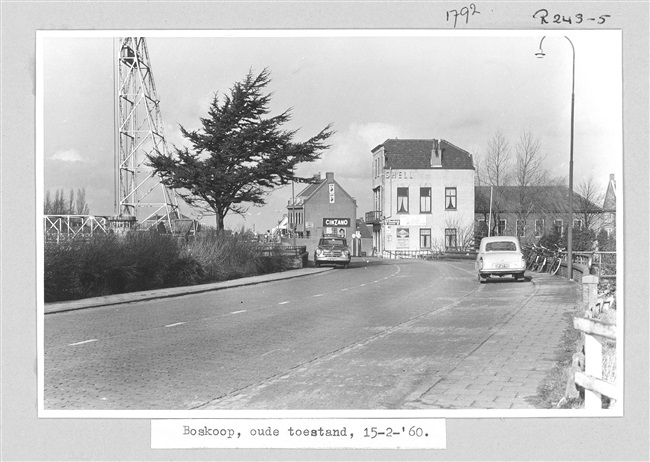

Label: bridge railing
[572,294,618,409]
[44,215,110,242]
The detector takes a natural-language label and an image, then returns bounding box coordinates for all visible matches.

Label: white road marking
[360,284,366,287]
[313,294,324,297]
[69,339,97,346]
[341,288,348,291]
[230,310,247,314]
[165,322,186,328]
[278,301,290,305]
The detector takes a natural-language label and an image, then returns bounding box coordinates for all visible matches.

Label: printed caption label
[151,418,446,449]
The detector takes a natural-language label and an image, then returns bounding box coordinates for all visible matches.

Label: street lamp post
[536,35,575,281]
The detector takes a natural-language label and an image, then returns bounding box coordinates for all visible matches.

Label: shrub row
[44,231,289,302]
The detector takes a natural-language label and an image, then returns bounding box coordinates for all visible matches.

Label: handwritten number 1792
[446,4,480,28]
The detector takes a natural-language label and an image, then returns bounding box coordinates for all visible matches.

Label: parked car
[476,236,526,283]
[314,236,351,268]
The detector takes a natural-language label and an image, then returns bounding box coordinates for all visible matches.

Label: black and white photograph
[38,29,623,416]
[2,1,648,460]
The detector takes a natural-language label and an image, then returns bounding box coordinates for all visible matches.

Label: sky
[40,30,622,233]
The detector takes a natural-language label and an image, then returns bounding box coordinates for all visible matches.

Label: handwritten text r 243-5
[533,9,611,25]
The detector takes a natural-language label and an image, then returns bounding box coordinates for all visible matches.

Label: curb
[45,267,333,315]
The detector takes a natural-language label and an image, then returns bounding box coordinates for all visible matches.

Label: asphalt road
[44,258,538,410]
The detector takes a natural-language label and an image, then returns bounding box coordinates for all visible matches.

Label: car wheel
[315,262,320,268]
[478,274,485,283]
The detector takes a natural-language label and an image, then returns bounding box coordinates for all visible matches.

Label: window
[445,187,457,210]
[497,219,506,236]
[445,228,457,249]
[553,219,563,236]
[535,219,544,237]
[397,187,409,213]
[516,219,526,238]
[373,187,382,214]
[420,187,431,213]
[420,228,432,249]
[573,219,583,229]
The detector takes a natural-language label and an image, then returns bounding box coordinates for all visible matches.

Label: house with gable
[365,138,476,255]
[286,172,357,239]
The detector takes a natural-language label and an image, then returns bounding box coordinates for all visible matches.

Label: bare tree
[513,131,547,237]
[480,131,512,235]
[483,131,512,187]
[445,215,475,251]
[75,188,90,215]
[575,175,604,230]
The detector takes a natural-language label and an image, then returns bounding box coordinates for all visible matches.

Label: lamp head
[535,48,546,58]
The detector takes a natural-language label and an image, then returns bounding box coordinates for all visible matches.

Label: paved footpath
[404,272,581,409]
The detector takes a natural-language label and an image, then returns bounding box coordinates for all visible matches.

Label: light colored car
[314,236,351,268]
[476,236,526,283]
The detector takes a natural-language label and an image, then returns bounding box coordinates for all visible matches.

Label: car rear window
[486,241,517,252]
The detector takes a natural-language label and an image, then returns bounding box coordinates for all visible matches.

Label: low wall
[559,261,590,282]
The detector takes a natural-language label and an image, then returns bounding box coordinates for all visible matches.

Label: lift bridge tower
[113,37,181,231]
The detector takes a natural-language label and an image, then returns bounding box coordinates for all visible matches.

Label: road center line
[230,310,247,314]
[278,301,290,305]
[69,339,97,346]
[313,294,324,297]
[165,322,186,328]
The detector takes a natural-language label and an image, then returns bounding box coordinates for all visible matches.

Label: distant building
[286,172,358,239]
[366,139,475,255]
[474,185,603,242]
[602,173,616,237]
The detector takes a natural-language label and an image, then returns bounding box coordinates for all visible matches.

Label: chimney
[313,172,321,181]
[326,172,334,181]
[431,139,442,168]
[609,173,615,182]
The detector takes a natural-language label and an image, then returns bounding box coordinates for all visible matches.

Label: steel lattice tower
[114,37,180,228]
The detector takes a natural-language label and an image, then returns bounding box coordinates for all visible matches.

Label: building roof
[291,172,356,207]
[373,139,475,170]
[603,174,616,212]
[475,186,602,214]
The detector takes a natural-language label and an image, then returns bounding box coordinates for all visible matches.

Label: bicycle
[547,244,565,276]
[533,244,550,272]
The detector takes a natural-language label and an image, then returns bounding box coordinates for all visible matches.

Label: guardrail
[380,249,477,260]
[551,250,616,282]
[572,295,618,409]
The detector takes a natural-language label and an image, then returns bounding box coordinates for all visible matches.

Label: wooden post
[582,275,599,307]
[584,334,603,409]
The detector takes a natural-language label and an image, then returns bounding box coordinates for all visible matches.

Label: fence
[572,294,618,409]
[44,215,110,242]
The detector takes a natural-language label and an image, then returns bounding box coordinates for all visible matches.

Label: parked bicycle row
[524,243,565,275]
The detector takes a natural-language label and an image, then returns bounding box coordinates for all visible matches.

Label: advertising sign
[397,227,409,248]
[323,218,350,227]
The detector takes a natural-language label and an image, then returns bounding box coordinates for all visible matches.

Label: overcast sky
[40,30,622,232]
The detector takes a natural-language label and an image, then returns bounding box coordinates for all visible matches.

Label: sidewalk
[44,267,332,315]
[404,272,581,410]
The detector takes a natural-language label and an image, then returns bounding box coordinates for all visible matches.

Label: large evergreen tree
[147,68,334,231]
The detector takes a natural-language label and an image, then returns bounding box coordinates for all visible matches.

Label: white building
[366,139,475,256]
